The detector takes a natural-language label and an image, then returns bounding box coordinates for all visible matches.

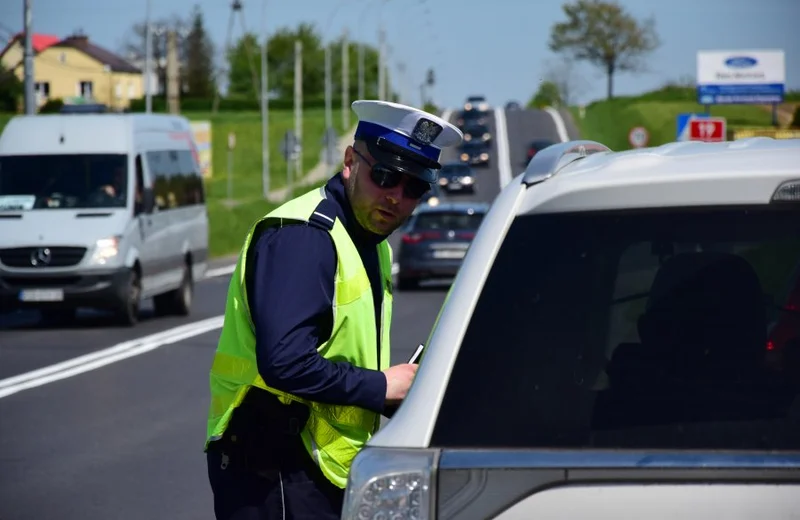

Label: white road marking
[544,106,570,142]
[441,109,453,122]
[391,263,399,275]
[0,264,238,399]
[493,107,513,188]
[204,263,236,278]
[0,316,225,399]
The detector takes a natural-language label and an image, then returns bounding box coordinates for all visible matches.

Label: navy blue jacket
[244,173,388,414]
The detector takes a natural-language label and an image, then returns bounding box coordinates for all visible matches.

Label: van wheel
[153,263,193,317]
[116,269,141,326]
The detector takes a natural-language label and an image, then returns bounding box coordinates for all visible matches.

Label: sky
[1,0,798,109]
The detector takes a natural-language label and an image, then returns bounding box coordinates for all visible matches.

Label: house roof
[51,35,141,74]
[0,32,60,59]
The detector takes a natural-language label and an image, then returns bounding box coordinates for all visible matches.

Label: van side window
[179,150,205,205]
[146,151,169,211]
[166,150,182,208]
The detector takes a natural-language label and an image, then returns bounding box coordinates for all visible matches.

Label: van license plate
[19,289,64,302]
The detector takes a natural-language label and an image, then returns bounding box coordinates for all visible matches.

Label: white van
[0,113,209,326]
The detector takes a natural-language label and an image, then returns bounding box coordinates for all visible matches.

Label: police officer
[204,100,463,519]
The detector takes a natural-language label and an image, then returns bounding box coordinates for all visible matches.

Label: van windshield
[0,154,128,210]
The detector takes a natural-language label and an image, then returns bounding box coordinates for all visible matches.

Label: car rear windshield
[413,211,484,231]
[432,206,800,451]
[0,154,128,210]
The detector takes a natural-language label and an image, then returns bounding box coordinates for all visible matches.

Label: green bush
[38,98,64,113]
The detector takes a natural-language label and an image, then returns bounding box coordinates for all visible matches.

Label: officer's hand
[383,363,419,404]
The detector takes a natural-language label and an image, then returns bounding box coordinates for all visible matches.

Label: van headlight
[91,236,120,264]
[480,153,489,161]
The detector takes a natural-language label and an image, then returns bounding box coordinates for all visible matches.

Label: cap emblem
[411,118,443,145]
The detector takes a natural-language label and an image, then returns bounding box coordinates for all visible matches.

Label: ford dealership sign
[697,50,785,105]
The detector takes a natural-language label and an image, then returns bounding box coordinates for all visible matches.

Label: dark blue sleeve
[248,224,387,414]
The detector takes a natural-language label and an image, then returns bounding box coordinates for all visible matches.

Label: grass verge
[569,98,775,151]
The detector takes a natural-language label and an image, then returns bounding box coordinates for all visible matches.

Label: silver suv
[343,138,800,519]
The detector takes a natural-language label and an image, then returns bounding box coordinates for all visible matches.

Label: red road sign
[689,117,726,142]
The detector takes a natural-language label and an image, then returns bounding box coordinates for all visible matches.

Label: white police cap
[351,100,463,171]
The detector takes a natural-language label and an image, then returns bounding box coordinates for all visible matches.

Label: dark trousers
[206,440,344,520]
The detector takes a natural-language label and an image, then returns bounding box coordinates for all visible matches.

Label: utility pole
[166,30,179,114]
[23,0,35,114]
[144,0,152,112]
[357,42,364,100]
[341,27,349,129]
[377,26,385,101]
[324,43,332,138]
[294,39,302,175]
[260,0,270,198]
[397,61,405,105]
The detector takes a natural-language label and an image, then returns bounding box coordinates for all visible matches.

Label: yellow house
[0,32,143,110]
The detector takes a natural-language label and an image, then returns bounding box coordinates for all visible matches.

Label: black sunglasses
[352,149,431,200]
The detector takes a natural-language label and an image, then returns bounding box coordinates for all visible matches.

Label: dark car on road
[456,108,488,129]
[458,140,490,167]
[462,122,492,144]
[524,138,557,165]
[437,162,476,194]
[396,202,488,290]
[463,95,489,112]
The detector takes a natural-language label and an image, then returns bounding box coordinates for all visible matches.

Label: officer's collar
[325,173,386,247]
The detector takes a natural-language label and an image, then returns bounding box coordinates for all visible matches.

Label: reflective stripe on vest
[205,186,393,489]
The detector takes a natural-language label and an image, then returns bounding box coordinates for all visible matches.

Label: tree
[226,32,261,99]
[528,81,562,109]
[0,63,23,112]
[548,0,659,100]
[267,23,324,100]
[184,5,216,97]
[226,23,383,102]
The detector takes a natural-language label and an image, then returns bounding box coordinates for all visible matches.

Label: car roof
[516,138,800,215]
[414,201,490,214]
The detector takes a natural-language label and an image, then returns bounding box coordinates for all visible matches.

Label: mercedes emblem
[30,247,52,267]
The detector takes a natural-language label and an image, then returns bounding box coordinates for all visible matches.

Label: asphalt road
[0,106,574,519]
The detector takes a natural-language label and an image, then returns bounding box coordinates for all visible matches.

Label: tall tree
[226,24,383,102]
[528,80,563,109]
[184,5,216,97]
[0,63,23,112]
[267,23,324,100]
[548,0,659,100]
[226,32,261,99]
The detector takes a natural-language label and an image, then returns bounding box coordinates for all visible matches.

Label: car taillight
[456,231,475,239]
[528,149,536,158]
[402,231,441,244]
[342,448,435,520]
